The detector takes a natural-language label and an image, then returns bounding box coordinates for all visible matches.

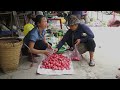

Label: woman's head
[33,15,48,29]
[68,15,80,31]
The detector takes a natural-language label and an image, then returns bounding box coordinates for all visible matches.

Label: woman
[54,15,96,66]
[22,15,51,63]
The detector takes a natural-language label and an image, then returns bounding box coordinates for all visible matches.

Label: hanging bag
[71,45,81,61]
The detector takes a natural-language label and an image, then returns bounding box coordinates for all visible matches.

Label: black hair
[32,15,45,26]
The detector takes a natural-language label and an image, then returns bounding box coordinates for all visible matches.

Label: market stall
[0,11,88,74]
[0,11,23,73]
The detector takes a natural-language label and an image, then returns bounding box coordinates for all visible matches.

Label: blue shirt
[56,24,94,49]
[23,27,46,46]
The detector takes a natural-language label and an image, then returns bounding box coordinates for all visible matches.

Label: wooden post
[11,12,13,37]
[13,11,19,29]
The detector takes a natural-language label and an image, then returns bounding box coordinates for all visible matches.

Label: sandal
[89,60,95,67]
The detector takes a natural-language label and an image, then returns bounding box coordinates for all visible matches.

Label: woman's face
[38,17,48,29]
[69,24,78,31]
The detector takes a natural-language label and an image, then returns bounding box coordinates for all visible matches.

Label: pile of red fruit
[40,54,71,70]
[71,57,80,61]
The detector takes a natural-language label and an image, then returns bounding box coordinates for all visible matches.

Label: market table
[47,18,62,29]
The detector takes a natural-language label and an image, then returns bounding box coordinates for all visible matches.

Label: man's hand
[53,48,58,53]
[75,39,80,46]
[47,43,52,49]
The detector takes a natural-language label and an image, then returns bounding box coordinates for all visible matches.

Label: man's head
[68,15,80,31]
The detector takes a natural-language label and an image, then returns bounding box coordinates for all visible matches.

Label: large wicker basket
[0,37,23,73]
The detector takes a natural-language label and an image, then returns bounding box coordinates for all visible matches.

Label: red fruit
[41,53,71,70]
[72,57,80,61]
[40,66,42,68]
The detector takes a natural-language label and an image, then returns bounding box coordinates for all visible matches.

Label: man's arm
[56,30,70,50]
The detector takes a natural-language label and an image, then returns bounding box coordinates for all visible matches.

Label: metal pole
[32,11,36,16]
[0,12,12,15]
[11,12,13,37]
[97,11,98,20]
[102,11,103,21]
[91,11,93,18]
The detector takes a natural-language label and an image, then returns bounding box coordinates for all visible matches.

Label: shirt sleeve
[56,30,70,50]
[29,34,37,43]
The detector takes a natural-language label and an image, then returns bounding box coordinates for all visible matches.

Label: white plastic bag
[71,45,81,61]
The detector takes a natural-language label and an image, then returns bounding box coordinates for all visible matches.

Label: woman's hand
[53,48,58,53]
[43,50,50,56]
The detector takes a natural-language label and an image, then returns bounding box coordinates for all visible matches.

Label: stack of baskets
[0,37,23,73]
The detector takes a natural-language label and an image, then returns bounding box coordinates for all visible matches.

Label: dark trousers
[66,38,96,52]
[22,40,47,56]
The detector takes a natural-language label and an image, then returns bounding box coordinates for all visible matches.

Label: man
[54,15,96,66]
[81,11,88,24]
[71,11,83,20]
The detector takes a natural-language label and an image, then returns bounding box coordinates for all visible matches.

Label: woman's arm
[28,41,48,55]
[43,36,47,44]
[43,36,52,48]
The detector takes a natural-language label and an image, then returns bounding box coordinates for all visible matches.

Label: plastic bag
[71,45,81,61]
[46,48,54,56]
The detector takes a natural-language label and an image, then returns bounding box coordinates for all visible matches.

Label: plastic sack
[107,12,120,27]
[71,45,81,61]
[46,48,54,56]
[23,23,34,36]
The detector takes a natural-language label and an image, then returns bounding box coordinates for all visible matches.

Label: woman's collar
[37,27,45,34]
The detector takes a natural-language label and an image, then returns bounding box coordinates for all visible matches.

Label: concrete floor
[0,27,120,79]
[88,11,120,23]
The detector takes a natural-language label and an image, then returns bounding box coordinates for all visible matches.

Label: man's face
[69,24,78,31]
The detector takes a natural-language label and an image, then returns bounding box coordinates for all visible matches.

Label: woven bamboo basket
[77,43,88,54]
[0,37,23,73]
